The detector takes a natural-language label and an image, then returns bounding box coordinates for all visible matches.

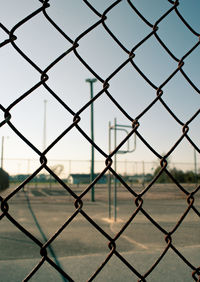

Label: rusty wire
[0,0,200,281]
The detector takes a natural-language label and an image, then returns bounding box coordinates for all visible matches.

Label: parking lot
[0,183,199,281]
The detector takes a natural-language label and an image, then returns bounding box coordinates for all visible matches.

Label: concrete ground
[0,183,199,281]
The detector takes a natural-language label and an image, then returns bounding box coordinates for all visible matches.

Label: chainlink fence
[0,0,200,281]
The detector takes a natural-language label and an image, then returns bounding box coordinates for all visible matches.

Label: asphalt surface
[0,184,199,281]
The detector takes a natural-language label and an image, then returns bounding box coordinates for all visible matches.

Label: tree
[170,168,185,183]
[153,166,171,183]
[153,166,199,184]
[184,171,195,183]
[0,168,9,191]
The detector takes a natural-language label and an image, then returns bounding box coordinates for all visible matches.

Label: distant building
[68,174,107,185]
[126,174,153,183]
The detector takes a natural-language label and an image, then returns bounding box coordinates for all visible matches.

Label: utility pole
[85,78,97,202]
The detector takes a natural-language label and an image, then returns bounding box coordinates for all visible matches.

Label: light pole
[86,78,97,202]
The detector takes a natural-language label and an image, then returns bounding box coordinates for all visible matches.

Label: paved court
[0,184,199,281]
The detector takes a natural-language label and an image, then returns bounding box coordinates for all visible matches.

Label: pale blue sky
[0,0,199,175]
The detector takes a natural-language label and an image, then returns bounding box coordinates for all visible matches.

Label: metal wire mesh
[0,0,199,281]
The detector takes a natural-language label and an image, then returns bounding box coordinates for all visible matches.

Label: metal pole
[142,161,145,187]
[108,119,137,221]
[194,148,197,184]
[108,121,112,219]
[1,136,4,169]
[86,78,97,202]
[43,100,47,151]
[114,118,117,221]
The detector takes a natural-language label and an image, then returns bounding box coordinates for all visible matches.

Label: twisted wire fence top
[0,0,200,281]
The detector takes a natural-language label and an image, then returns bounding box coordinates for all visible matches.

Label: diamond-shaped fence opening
[0,1,199,281]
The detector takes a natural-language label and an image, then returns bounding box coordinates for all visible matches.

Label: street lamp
[85,78,97,202]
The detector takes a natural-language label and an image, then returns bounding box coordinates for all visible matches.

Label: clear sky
[0,0,199,176]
